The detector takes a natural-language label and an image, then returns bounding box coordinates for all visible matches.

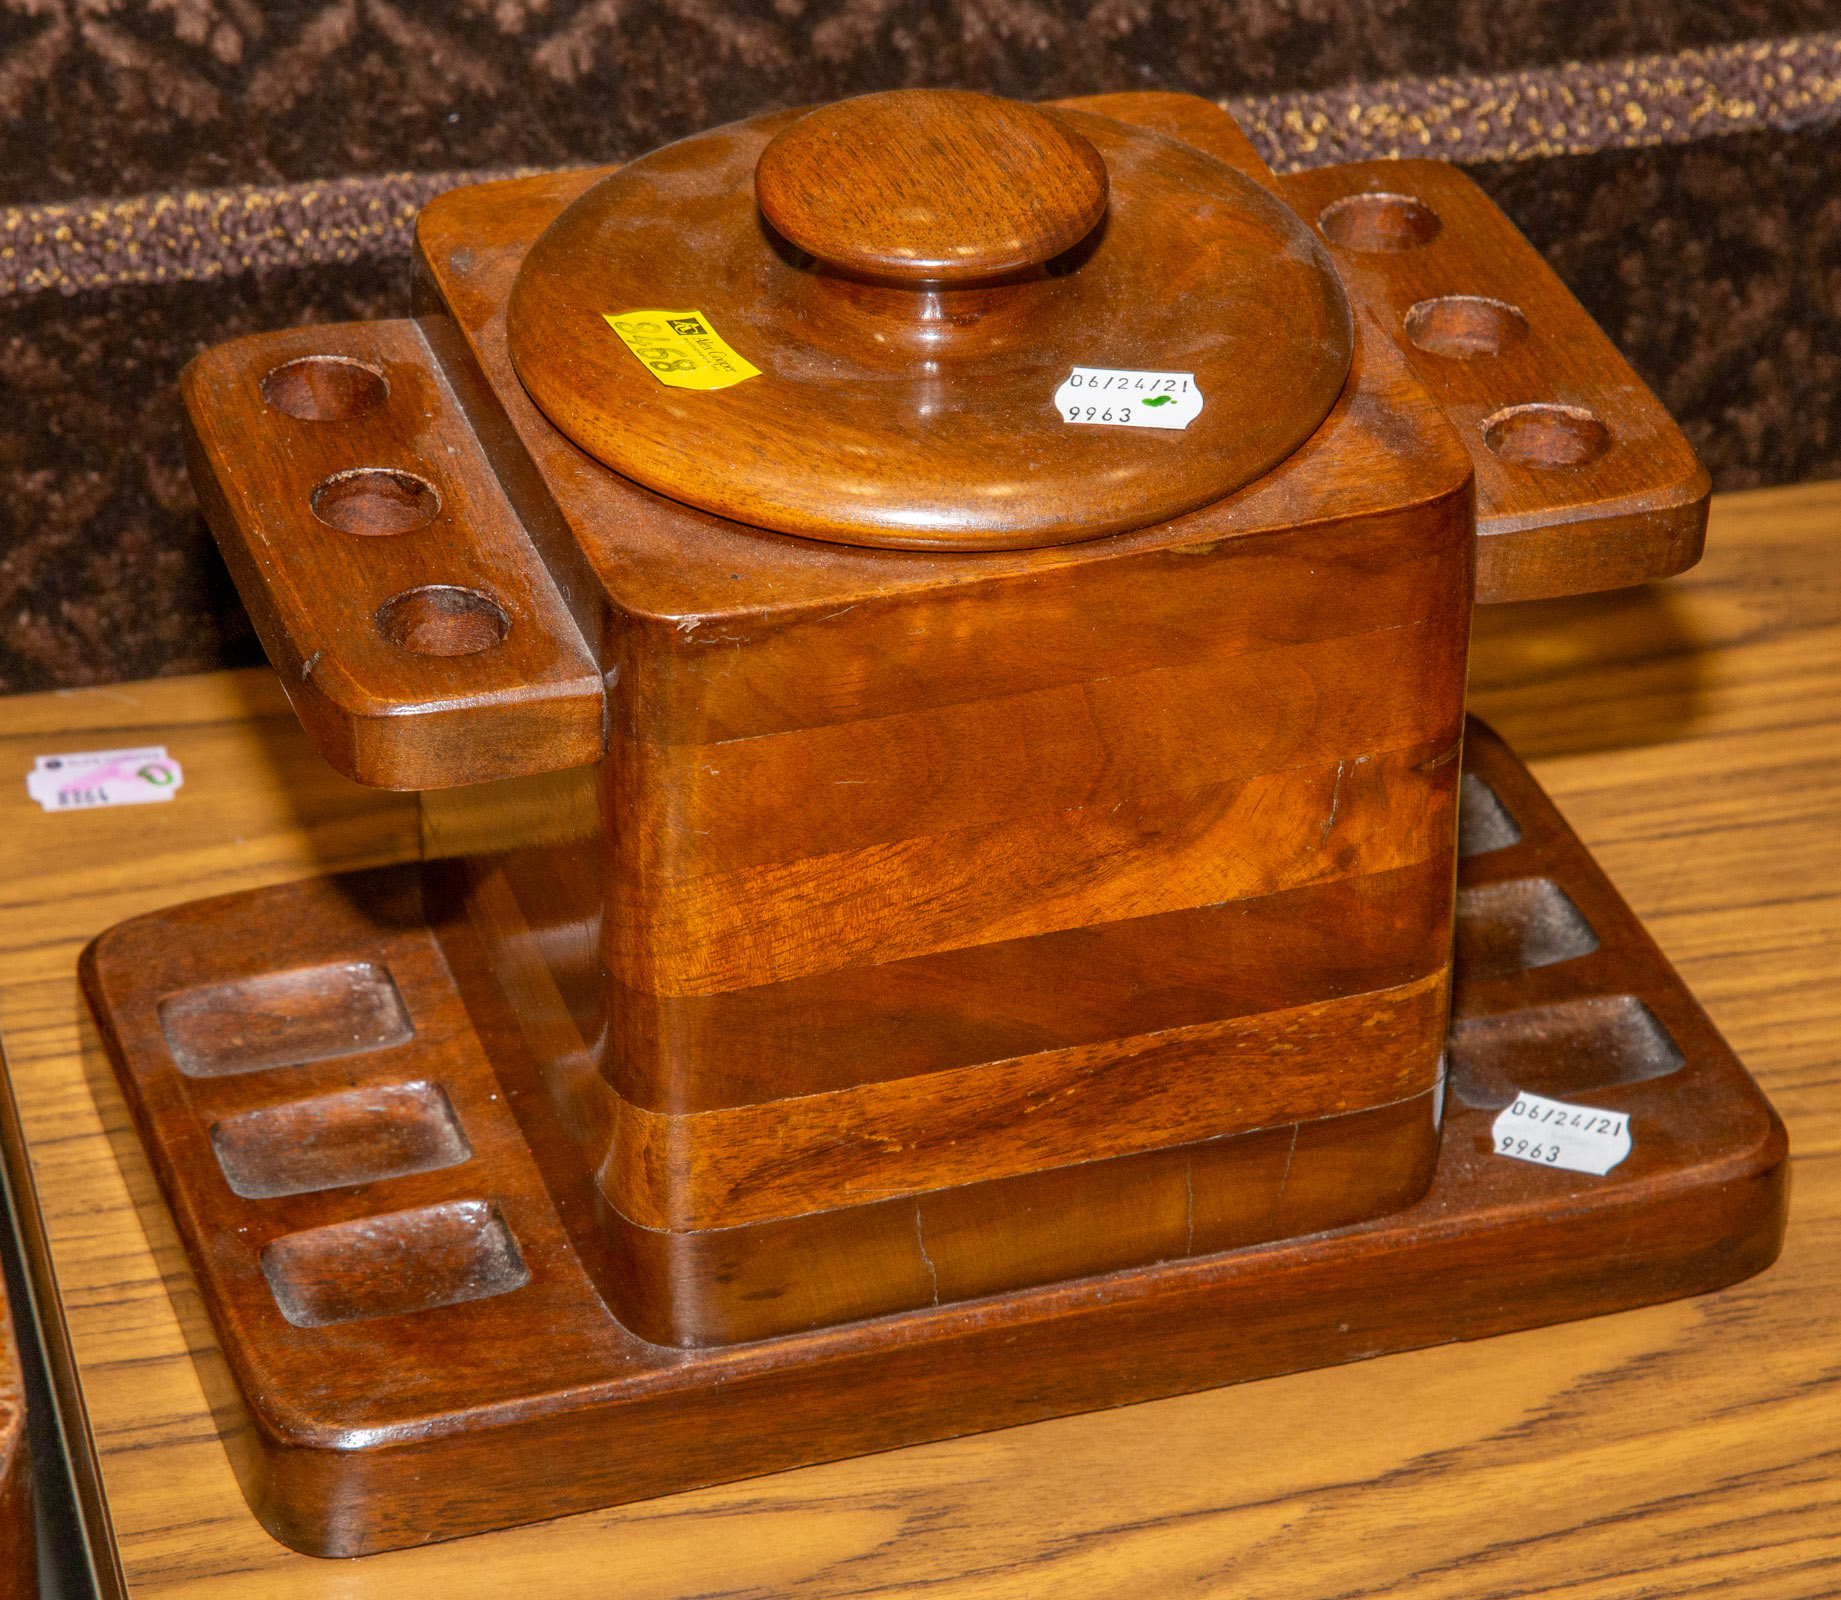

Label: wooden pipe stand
[78,90,1783,1556]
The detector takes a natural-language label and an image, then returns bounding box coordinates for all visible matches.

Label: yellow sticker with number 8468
[603,310,761,391]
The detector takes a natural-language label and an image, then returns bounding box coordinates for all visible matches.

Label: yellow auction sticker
[603,310,761,391]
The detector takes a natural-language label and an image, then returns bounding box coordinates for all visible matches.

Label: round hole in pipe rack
[376,586,509,657]
[261,356,388,421]
[1482,403,1611,469]
[1404,295,1528,359]
[1317,193,1441,252]
[310,468,440,536]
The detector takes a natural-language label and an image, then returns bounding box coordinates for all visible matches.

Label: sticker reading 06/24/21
[603,310,761,391]
[1055,368,1203,430]
[26,746,184,813]
[1490,1090,1632,1176]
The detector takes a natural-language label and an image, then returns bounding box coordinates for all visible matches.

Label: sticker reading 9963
[1055,368,1202,430]
[1491,1091,1632,1176]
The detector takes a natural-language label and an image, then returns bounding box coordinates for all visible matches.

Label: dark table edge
[0,1044,121,1600]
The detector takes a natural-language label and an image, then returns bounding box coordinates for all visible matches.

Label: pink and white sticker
[26,746,184,813]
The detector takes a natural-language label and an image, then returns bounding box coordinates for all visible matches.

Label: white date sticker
[1055,368,1202,430]
[1491,1091,1631,1176]
[26,746,184,813]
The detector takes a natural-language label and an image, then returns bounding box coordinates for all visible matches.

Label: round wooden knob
[754,89,1110,285]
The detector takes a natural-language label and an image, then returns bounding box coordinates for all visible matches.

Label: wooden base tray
[77,718,1787,1559]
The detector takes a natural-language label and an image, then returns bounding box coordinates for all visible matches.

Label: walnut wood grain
[620,616,1459,873]
[395,103,1477,1342]
[435,847,1443,1340]
[754,90,1111,284]
[430,836,1447,1335]
[602,972,1446,1231]
[408,146,1470,680]
[504,100,1353,549]
[31,85,1787,1588]
[409,160,1475,1122]
[1281,158,1711,604]
[616,738,1460,999]
[458,854,1454,1114]
[591,1093,1441,1345]
[403,364,1469,1331]
[143,76,1727,1424]
[181,319,607,789]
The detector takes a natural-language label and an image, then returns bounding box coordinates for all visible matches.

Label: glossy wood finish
[754,90,1110,284]
[109,85,1767,1570]
[181,319,607,790]
[364,100,1482,1343]
[445,829,1446,1341]
[594,1097,1442,1346]
[423,759,1454,1341]
[504,101,1353,548]
[1,487,1834,1595]
[165,85,1714,1350]
[599,972,1445,1232]
[413,331,1469,1338]
[613,733,1459,1000]
[1281,158,1711,603]
[598,857,1456,1110]
[77,715,1784,1554]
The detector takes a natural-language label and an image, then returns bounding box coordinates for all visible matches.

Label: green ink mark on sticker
[1142,394,1174,407]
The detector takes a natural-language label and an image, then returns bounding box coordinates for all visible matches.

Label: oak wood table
[1,479,1837,1597]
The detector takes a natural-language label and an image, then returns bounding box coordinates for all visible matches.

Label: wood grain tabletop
[0,480,1836,1597]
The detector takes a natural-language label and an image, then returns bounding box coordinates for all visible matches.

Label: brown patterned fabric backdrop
[5,2,1841,692]
[6,0,1839,202]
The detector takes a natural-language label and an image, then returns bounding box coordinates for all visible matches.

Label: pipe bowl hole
[376,586,508,657]
[1404,295,1528,358]
[310,468,439,536]
[261,356,387,421]
[1482,403,1611,468]
[1318,192,1441,252]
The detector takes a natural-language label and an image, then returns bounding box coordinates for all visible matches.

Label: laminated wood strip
[601,970,1448,1231]
[627,501,1472,748]
[604,1091,1441,1346]
[631,617,1465,876]
[604,855,1456,1109]
[619,736,1461,996]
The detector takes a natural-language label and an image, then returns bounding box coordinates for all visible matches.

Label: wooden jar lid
[506,90,1354,551]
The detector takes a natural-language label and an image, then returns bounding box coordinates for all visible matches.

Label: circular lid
[506,90,1353,551]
